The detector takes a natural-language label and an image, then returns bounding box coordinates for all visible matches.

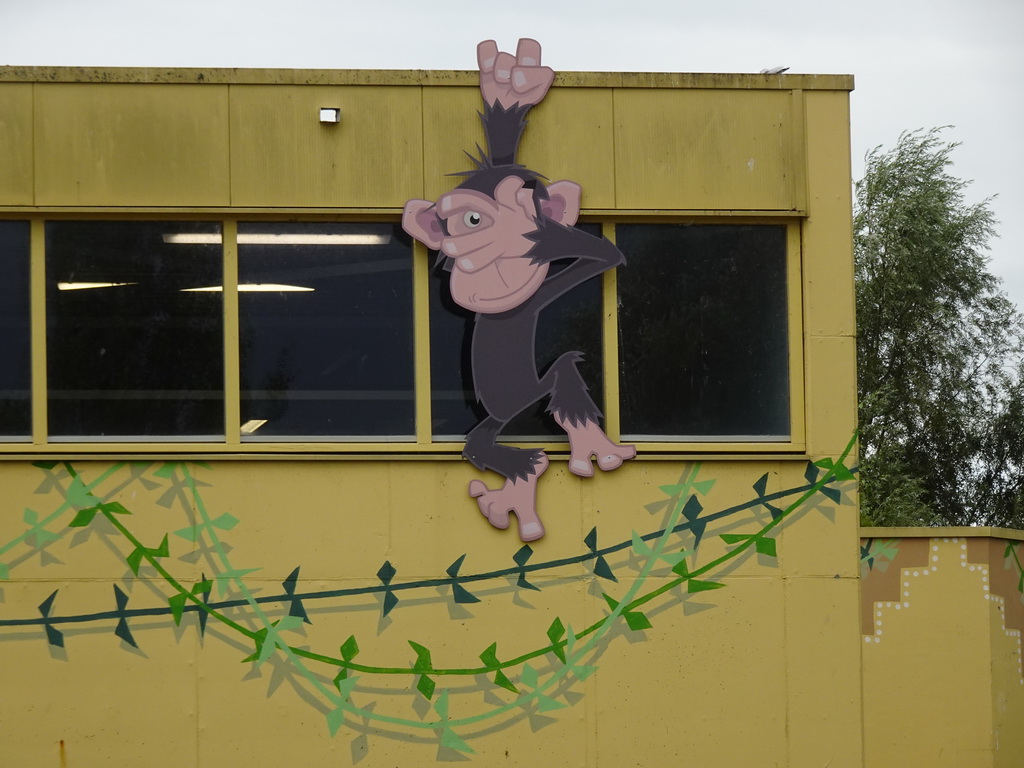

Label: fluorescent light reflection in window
[182,284,315,293]
[163,233,391,246]
[240,419,268,435]
[58,282,138,291]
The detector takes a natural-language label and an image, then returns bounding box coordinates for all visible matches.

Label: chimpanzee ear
[402,199,444,249]
[540,181,582,226]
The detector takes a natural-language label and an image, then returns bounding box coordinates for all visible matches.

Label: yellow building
[0,62,991,767]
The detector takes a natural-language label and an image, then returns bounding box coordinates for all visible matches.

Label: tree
[855,128,1024,528]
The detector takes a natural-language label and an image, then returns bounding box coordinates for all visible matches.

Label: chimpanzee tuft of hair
[449,100,550,205]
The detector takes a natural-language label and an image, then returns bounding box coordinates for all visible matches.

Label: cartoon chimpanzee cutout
[403,39,635,542]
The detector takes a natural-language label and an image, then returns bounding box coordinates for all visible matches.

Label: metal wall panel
[0,84,34,205]
[34,84,230,207]
[229,85,422,208]
[614,88,800,211]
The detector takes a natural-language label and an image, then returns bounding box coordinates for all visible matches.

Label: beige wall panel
[803,334,858,458]
[422,87,615,208]
[614,88,798,210]
[519,89,615,210]
[0,84,33,205]
[784,577,864,768]
[779,455,860,578]
[862,537,1002,767]
[594,577,788,766]
[802,90,855,337]
[34,83,230,206]
[230,85,422,207]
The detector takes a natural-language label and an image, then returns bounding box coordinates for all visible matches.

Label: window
[237,222,414,440]
[2,218,801,452]
[46,221,224,440]
[616,224,791,441]
[0,221,30,440]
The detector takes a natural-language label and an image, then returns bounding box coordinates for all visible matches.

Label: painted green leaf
[720,533,750,545]
[409,641,432,672]
[168,593,188,625]
[479,642,499,669]
[755,537,778,558]
[416,674,436,700]
[688,579,726,593]
[23,508,37,525]
[326,707,346,737]
[102,501,131,515]
[571,663,597,681]
[0,563,8,580]
[624,611,652,631]
[440,728,474,754]
[174,525,202,542]
[521,663,538,690]
[547,618,566,662]
[340,635,359,662]
[451,583,480,604]
[671,559,690,577]
[192,579,213,595]
[211,513,239,530]
[152,534,170,558]
[631,531,652,557]
[126,547,146,576]
[68,507,99,528]
[658,550,692,567]
[433,689,450,720]
[601,593,620,612]
[537,694,567,713]
[274,615,304,634]
[65,477,95,509]
[692,479,716,496]
[493,670,518,694]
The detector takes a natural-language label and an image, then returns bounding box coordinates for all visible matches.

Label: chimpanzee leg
[463,416,550,541]
[463,416,545,482]
[543,352,637,477]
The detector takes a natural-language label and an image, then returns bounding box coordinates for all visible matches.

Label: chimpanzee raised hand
[402,39,635,542]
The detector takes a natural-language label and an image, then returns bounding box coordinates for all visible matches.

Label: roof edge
[0,66,854,90]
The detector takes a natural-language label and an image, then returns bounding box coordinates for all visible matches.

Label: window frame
[0,213,805,456]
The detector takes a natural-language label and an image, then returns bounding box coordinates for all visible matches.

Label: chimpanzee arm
[480,101,532,166]
[524,217,626,308]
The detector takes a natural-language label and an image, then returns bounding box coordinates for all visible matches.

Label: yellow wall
[860,529,1024,768]
[0,66,863,767]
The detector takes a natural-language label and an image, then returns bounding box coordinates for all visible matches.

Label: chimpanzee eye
[463,211,482,228]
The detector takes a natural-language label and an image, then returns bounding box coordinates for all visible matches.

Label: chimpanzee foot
[467,454,549,541]
[556,416,637,477]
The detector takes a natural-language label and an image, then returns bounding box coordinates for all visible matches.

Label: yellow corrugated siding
[229,85,422,207]
[33,83,231,206]
[0,84,34,205]
[614,88,800,211]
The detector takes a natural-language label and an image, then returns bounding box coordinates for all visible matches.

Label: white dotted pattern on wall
[865,537,1024,684]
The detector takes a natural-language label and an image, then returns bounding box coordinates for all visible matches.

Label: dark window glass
[616,224,790,440]
[238,223,414,439]
[46,221,224,439]
[430,223,604,440]
[0,221,31,440]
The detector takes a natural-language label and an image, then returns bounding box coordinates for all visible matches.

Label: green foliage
[855,128,1024,528]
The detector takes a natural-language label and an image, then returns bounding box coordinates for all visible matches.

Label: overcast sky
[3,0,1022,309]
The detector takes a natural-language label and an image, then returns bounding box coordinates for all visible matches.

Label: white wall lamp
[319,107,341,124]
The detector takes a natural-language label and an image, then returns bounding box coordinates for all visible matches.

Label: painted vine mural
[0,436,858,756]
